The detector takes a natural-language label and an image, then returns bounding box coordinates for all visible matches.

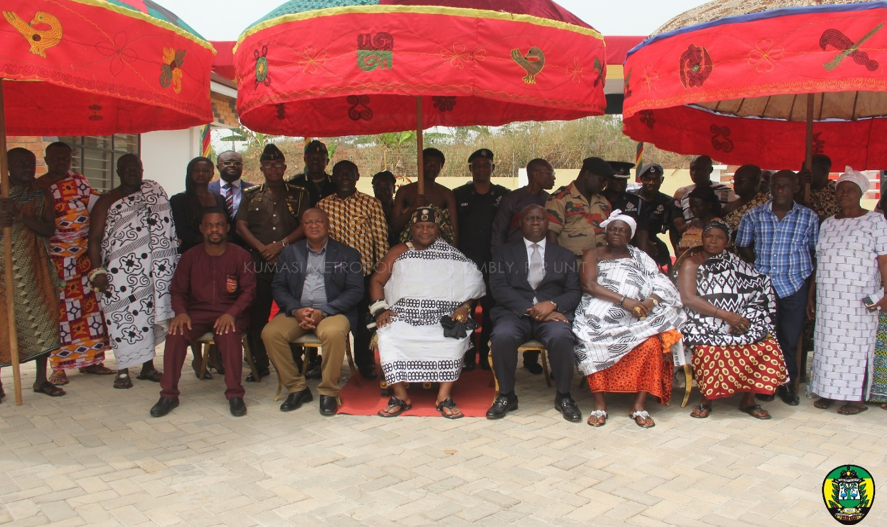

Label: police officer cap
[581,157,616,177]
[468,149,494,163]
[606,161,635,178]
[260,143,285,161]
[304,140,328,155]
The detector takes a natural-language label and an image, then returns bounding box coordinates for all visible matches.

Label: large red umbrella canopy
[622,0,887,169]
[234,0,607,136]
[0,0,215,135]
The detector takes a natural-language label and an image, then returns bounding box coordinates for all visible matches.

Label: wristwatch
[318,310,330,319]
[548,300,558,310]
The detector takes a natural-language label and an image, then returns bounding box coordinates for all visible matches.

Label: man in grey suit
[210,151,254,245]
[262,208,364,416]
[487,205,582,422]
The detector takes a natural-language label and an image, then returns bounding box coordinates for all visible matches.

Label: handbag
[439,315,478,339]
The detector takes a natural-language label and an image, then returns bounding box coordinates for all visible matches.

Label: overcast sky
[160,0,710,41]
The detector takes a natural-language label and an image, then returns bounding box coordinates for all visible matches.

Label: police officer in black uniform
[630,163,678,270]
[289,140,337,206]
[236,144,310,380]
[454,149,510,371]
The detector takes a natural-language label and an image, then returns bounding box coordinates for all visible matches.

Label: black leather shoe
[280,389,313,412]
[245,369,270,382]
[524,360,543,375]
[462,360,476,372]
[150,397,179,417]
[756,393,775,402]
[486,395,518,419]
[229,397,247,417]
[358,363,378,380]
[555,397,582,422]
[479,360,491,371]
[777,384,800,406]
[319,395,338,416]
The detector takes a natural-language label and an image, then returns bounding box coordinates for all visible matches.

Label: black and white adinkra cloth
[377,239,485,384]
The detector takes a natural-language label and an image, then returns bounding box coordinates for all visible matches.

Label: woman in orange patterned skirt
[573,212,686,428]
[677,220,787,420]
[37,142,114,385]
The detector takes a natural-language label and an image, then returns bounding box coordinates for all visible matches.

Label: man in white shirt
[210,150,255,246]
[487,205,583,422]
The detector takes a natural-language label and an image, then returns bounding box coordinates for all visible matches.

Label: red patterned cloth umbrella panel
[234,0,607,136]
[0,0,215,135]
[622,0,887,170]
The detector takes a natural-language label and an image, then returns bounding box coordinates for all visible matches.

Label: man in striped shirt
[318,160,389,380]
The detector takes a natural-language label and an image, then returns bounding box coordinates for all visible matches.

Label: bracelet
[369,299,390,317]
[649,297,660,307]
[714,308,720,317]
[619,295,626,307]
[87,267,108,285]
[280,239,288,248]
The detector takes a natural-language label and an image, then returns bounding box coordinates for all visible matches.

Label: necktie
[224,184,235,217]
[528,243,543,290]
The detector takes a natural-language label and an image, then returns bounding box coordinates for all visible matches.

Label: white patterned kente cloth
[378,239,485,384]
[680,250,777,347]
[99,180,179,370]
[810,211,887,401]
[573,246,686,376]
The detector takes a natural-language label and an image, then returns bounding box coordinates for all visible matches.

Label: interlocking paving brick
[4,356,887,526]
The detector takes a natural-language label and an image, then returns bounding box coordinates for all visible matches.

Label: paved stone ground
[2,350,886,527]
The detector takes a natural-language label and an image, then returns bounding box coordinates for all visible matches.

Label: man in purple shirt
[151,209,257,418]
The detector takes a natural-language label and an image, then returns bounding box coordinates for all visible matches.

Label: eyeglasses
[261,163,285,170]
[219,161,243,167]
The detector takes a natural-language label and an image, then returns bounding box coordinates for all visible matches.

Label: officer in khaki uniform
[235,144,309,380]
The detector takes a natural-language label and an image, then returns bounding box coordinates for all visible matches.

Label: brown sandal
[33,381,66,397]
[79,364,115,375]
[136,369,163,382]
[48,370,69,386]
[690,404,712,419]
[113,373,132,389]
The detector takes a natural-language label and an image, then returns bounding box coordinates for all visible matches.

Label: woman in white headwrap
[573,211,686,428]
[808,168,887,414]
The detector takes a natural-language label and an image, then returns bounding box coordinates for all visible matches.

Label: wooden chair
[274,334,357,401]
[194,332,258,382]
[671,246,704,408]
[488,339,551,402]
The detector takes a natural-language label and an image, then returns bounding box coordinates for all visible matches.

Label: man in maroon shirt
[151,209,257,418]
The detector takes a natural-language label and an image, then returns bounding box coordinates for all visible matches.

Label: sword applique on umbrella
[821,23,883,71]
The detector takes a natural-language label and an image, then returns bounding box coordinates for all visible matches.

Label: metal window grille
[57,134,140,193]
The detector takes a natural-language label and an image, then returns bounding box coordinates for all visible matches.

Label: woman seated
[573,211,685,428]
[676,186,722,259]
[370,207,486,419]
[678,220,787,420]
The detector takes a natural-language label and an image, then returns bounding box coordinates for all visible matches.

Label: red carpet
[338,361,496,417]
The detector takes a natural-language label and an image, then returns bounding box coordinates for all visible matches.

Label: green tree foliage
[232,116,694,183]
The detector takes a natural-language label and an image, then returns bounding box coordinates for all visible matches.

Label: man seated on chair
[262,208,363,416]
[487,204,583,422]
[151,209,256,418]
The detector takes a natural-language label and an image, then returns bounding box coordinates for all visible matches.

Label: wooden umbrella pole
[416,96,424,195]
[0,81,23,405]
[804,92,814,203]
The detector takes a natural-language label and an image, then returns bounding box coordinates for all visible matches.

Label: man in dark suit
[261,208,363,416]
[210,150,254,246]
[487,204,582,422]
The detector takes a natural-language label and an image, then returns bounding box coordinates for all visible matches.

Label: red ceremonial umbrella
[233,0,607,192]
[0,0,215,405]
[622,0,887,172]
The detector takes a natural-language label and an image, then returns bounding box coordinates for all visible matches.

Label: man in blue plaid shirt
[736,170,819,407]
